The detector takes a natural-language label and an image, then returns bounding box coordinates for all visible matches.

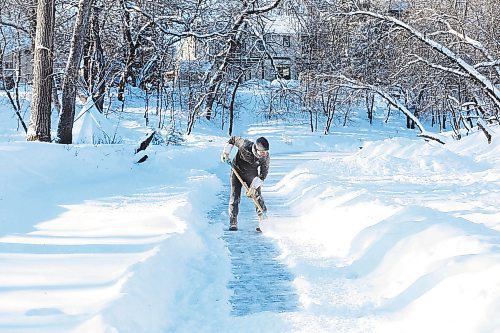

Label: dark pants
[229,170,266,225]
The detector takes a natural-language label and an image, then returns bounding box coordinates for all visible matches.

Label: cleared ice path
[209,152,323,316]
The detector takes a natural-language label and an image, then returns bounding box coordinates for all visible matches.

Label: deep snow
[0,84,499,333]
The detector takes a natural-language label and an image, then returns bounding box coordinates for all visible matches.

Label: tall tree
[27,0,55,142]
[56,0,93,144]
[83,3,106,112]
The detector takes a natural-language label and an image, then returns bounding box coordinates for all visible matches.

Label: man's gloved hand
[250,177,263,189]
[221,153,230,163]
[221,143,234,163]
[245,186,257,198]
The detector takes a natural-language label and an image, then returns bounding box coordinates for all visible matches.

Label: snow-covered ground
[0,85,499,333]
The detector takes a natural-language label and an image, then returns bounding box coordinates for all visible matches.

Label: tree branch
[0,21,31,35]
[319,73,446,144]
[330,10,500,110]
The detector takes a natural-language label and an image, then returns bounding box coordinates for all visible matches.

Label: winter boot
[256,212,267,232]
[229,219,238,231]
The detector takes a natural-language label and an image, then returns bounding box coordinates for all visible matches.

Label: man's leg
[229,171,242,230]
[255,187,267,231]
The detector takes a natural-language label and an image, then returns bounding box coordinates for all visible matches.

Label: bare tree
[83,3,106,112]
[335,10,500,109]
[187,0,283,133]
[0,7,30,133]
[283,0,499,142]
[27,0,55,142]
[56,0,93,144]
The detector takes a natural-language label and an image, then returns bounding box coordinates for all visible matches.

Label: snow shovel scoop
[226,160,265,231]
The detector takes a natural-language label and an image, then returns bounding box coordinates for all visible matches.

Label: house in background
[205,0,338,83]
[174,0,309,84]
[148,0,410,88]
[175,36,210,85]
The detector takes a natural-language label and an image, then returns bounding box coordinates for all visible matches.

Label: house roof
[264,14,301,34]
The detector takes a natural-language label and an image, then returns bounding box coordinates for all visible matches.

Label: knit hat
[255,137,269,151]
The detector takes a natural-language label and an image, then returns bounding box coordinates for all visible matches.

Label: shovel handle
[227,161,264,214]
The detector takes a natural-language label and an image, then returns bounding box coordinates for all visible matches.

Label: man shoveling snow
[221,136,270,231]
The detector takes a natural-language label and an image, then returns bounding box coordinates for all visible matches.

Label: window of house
[283,35,290,47]
[277,66,291,80]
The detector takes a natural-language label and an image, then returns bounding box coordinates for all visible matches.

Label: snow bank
[262,127,500,332]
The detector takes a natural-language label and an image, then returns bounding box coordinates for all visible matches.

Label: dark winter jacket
[228,136,270,182]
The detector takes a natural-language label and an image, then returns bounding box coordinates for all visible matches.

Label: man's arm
[227,136,248,150]
[222,137,247,162]
[259,156,270,181]
[248,157,269,196]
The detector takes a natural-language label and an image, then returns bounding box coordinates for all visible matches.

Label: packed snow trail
[211,152,325,316]
[209,185,298,315]
[222,192,298,316]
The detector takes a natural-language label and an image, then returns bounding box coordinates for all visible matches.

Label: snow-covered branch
[0,21,31,35]
[34,44,51,52]
[474,59,500,69]
[124,0,281,41]
[410,54,470,78]
[329,10,500,110]
[318,73,446,144]
[245,0,283,15]
[125,2,227,40]
[434,18,500,77]
[434,19,483,48]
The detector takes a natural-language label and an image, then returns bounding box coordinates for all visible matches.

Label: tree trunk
[324,90,338,134]
[27,0,55,142]
[52,77,61,115]
[228,74,243,136]
[117,0,142,102]
[366,93,374,124]
[91,5,106,113]
[83,4,106,112]
[200,0,283,121]
[27,0,38,52]
[57,0,93,144]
